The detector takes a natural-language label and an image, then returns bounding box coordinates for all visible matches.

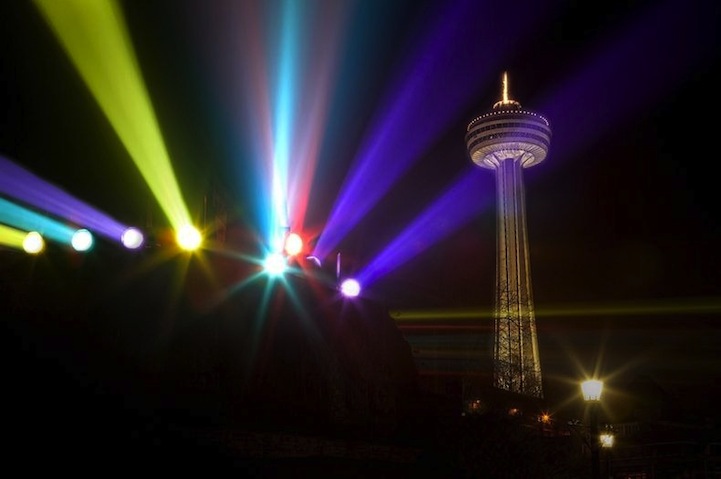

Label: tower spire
[493,71,521,110]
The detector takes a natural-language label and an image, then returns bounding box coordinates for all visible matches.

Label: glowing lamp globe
[284,232,303,257]
[121,227,144,249]
[340,278,361,298]
[176,225,202,251]
[71,228,94,252]
[23,231,44,254]
[581,379,604,402]
[264,252,287,276]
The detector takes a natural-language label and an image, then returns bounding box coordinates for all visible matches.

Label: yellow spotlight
[176,224,202,251]
[23,231,45,254]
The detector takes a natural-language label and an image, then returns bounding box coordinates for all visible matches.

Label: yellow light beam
[391,297,721,320]
[0,224,27,250]
[34,0,192,231]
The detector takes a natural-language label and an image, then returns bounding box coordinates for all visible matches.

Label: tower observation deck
[465,73,551,398]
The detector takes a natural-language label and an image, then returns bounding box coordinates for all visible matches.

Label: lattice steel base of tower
[492,159,543,399]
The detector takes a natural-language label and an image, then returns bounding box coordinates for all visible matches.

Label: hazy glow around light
[23,231,45,254]
[33,0,193,231]
[121,227,144,249]
[340,278,361,297]
[71,228,94,252]
[176,224,202,251]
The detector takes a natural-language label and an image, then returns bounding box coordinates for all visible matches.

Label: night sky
[1,0,721,426]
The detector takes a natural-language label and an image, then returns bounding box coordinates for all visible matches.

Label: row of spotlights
[18,225,204,254]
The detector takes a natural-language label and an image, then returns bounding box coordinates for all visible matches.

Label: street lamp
[582,379,604,479]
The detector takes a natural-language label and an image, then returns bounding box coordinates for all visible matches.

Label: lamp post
[582,379,604,479]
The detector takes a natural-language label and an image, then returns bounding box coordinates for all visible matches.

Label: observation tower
[465,73,551,398]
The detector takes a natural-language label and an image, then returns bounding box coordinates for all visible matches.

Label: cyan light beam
[0,196,77,245]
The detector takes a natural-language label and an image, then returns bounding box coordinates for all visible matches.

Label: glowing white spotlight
[284,232,303,257]
[71,228,94,252]
[176,224,202,251]
[264,252,287,276]
[23,231,45,254]
[339,278,361,298]
[121,227,144,249]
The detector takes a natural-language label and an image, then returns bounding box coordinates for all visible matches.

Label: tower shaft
[493,158,543,398]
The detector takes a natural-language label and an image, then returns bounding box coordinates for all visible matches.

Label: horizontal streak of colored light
[391,296,721,320]
[0,155,130,243]
[538,0,717,166]
[418,370,488,377]
[0,223,27,250]
[357,170,490,286]
[0,197,76,244]
[411,349,485,359]
[33,0,192,231]
[399,325,490,333]
[314,0,557,260]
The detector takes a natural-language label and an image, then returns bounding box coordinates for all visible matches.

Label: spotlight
[23,231,44,254]
[264,252,287,276]
[121,227,144,249]
[284,232,303,257]
[339,278,361,298]
[176,224,202,251]
[71,228,94,252]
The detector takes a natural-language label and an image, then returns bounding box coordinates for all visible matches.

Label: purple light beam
[0,155,132,243]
